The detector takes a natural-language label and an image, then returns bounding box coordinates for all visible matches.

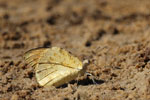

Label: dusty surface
[0,0,150,100]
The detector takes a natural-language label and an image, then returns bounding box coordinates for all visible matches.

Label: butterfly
[23,47,89,87]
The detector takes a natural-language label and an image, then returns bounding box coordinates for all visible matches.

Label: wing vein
[39,62,75,69]
[38,70,57,81]
[36,66,53,73]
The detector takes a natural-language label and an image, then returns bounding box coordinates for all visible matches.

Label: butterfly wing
[23,48,48,68]
[23,47,83,87]
[24,47,83,69]
[35,63,80,87]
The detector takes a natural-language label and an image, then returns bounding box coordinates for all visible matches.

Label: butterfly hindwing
[36,64,79,87]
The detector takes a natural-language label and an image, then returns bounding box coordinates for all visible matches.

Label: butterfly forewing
[38,47,83,69]
[24,48,48,68]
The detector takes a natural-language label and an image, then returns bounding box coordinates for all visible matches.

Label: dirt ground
[0,0,150,100]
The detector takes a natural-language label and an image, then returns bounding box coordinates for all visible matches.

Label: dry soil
[0,0,150,100]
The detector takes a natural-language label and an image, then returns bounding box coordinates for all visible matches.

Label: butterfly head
[82,59,89,70]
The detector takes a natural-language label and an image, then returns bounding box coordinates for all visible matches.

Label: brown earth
[1,0,150,100]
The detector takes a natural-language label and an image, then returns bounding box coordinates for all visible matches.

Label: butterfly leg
[85,72,97,85]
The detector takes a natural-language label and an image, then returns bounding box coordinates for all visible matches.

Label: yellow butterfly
[23,47,88,87]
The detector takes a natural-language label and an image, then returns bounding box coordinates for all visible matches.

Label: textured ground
[0,0,150,100]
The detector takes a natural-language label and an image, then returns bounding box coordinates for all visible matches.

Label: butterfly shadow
[57,77,105,88]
